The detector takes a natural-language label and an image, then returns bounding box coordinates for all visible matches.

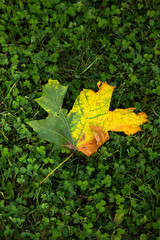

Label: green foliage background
[0,0,160,239]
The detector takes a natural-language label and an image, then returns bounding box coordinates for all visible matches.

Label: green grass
[0,0,160,239]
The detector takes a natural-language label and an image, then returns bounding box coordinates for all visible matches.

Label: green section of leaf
[35,80,67,114]
[27,80,74,150]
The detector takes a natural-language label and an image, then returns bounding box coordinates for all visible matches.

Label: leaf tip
[48,79,53,85]
[97,81,116,90]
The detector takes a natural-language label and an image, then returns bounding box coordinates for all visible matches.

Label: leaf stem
[40,151,75,184]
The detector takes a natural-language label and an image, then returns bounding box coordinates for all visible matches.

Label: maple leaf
[28,80,148,157]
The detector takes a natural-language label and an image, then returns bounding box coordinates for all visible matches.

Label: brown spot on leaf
[79,133,85,143]
[78,126,109,156]
[78,138,98,157]
[90,126,109,147]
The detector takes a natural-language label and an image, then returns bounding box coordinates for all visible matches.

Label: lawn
[0,0,160,239]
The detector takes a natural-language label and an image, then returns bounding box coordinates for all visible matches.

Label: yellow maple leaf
[69,81,148,156]
[28,80,148,157]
